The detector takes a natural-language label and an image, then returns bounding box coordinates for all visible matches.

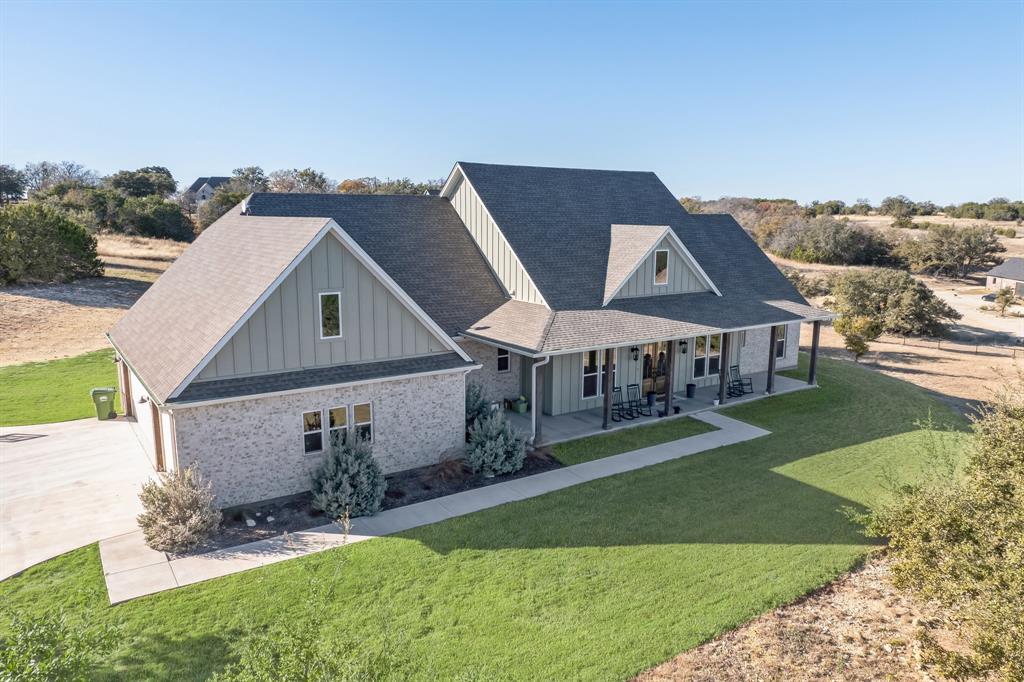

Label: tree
[197,186,249,230]
[850,198,873,215]
[120,196,193,240]
[0,164,26,205]
[337,176,444,195]
[767,215,894,265]
[833,315,881,361]
[879,195,914,218]
[107,166,177,198]
[0,203,103,283]
[22,161,99,195]
[826,268,961,337]
[268,167,333,193]
[994,286,1017,316]
[895,225,1005,278]
[232,166,269,192]
[859,376,1024,679]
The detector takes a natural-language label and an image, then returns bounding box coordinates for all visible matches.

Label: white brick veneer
[172,371,467,508]
[458,338,522,403]
[737,322,800,374]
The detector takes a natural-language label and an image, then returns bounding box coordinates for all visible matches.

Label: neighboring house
[984,257,1024,295]
[109,162,831,508]
[188,176,232,205]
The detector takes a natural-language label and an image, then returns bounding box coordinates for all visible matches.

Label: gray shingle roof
[188,176,231,193]
[109,209,332,402]
[244,193,509,335]
[986,257,1024,282]
[455,162,809,312]
[170,353,473,404]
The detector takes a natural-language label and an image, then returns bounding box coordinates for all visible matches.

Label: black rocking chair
[612,386,633,421]
[728,365,754,398]
[627,383,652,417]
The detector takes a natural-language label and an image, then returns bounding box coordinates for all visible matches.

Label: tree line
[683,194,1023,222]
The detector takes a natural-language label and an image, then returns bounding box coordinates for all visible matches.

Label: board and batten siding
[613,236,708,300]
[446,174,545,305]
[196,232,448,381]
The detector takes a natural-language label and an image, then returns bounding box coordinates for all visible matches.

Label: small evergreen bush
[310,432,386,518]
[465,382,489,429]
[466,412,526,477]
[137,466,221,552]
[0,203,103,283]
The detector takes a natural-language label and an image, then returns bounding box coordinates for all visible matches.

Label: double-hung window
[692,333,722,379]
[581,349,615,399]
[496,348,510,373]
[302,410,323,454]
[328,406,348,448]
[774,325,787,359]
[319,292,342,340]
[353,402,373,442]
[654,249,669,286]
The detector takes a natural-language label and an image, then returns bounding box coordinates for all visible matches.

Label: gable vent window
[496,348,510,374]
[319,292,342,340]
[654,249,669,286]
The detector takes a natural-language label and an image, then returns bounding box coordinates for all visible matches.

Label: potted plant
[646,391,657,409]
[511,395,529,414]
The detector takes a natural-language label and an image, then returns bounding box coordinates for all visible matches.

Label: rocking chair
[727,365,754,398]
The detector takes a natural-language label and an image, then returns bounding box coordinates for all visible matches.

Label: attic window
[654,249,669,286]
[319,292,342,340]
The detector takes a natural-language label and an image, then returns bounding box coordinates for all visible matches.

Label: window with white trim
[692,333,722,379]
[353,402,373,442]
[302,410,323,454]
[319,292,342,339]
[328,406,348,448]
[496,348,510,374]
[775,325,787,359]
[581,349,615,399]
[654,249,669,285]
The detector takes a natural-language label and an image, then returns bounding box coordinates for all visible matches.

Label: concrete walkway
[99,410,770,604]
[1,418,155,580]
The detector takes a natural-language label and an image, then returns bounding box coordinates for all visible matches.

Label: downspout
[530,355,551,445]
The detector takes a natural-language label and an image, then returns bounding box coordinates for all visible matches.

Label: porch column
[663,340,676,416]
[765,325,778,395]
[533,359,545,446]
[717,332,730,404]
[808,321,821,386]
[602,347,615,429]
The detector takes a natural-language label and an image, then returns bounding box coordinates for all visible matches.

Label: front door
[641,341,669,395]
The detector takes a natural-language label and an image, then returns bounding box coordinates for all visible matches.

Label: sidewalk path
[100,410,770,603]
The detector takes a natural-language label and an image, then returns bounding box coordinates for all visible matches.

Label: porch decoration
[510,395,529,414]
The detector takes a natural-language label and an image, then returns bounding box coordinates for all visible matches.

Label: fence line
[888,334,1022,359]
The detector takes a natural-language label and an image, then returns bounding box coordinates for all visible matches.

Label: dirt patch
[0,235,186,366]
[636,555,973,682]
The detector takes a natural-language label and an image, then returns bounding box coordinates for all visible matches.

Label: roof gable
[602,225,668,304]
[987,257,1024,281]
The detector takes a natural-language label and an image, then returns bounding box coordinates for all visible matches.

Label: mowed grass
[0,349,121,426]
[0,357,970,681]
[551,415,717,465]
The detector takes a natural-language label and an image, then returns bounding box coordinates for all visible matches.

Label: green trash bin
[90,387,117,420]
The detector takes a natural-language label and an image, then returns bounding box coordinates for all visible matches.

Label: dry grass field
[0,235,186,366]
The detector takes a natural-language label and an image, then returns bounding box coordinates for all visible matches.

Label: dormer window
[319,292,342,339]
[654,249,669,286]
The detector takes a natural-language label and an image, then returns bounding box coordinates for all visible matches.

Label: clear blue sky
[2,1,1022,204]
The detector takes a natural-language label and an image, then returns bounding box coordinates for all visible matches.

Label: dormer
[602,224,720,305]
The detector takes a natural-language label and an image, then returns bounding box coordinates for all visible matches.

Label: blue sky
[2,1,1021,204]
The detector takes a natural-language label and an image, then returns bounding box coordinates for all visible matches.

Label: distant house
[188,176,232,205]
[109,161,832,508]
[985,257,1024,295]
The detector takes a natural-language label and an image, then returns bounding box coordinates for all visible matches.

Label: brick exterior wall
[738,322,800,374]
[172,371,467,508]
[458,338,523,403]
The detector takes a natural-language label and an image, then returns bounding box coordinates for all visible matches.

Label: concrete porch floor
[506,371,811,446]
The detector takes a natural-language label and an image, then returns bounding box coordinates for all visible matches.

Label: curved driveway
[1,418,154,580]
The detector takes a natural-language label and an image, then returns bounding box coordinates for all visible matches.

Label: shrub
[783,267,830,298]
[310,431,386,518]
[465,382,489,430]
[137,466,222,552]
[833,315,881,361]
[120,195,193,240]
[0,203,102,283]
[767,215,894,266]
[826,268,961,336]
[891,215,914,229]
[994,226,1018,238]
[893,224,1005,278]
[0,610,117,681]
[466,412,526,477]
[859,376,1024,680]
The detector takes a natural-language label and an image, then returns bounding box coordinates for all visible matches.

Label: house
[108,162,832,508]
[187,176,232,205]
[984,257,1024,296]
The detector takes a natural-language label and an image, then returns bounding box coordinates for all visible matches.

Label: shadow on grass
[102,629,241,682]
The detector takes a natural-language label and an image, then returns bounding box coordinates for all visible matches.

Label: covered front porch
[507,369,809,446]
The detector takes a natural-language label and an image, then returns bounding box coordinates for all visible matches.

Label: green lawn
[0,356,969,681]
[0,349,122,426]
[551,415,717,465]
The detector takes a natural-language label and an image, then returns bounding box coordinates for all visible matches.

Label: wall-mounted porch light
[630,346,640,362]
[679,339,688,354]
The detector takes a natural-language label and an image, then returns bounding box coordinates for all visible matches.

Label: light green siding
[447,174,546,305]
[613,236,709,300]
[197,232,448,381]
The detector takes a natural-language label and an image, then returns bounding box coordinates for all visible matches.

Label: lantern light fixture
[630,346,640,362]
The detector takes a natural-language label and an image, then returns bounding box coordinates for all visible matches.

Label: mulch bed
[170,448,562,559]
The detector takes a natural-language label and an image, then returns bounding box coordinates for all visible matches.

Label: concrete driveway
[1,418,155,580]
